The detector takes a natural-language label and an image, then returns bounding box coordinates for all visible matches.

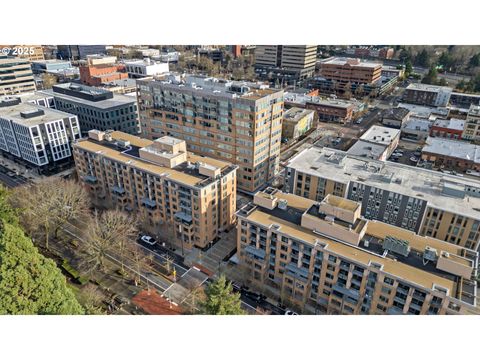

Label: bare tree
[163,254,174,275]
[41,73,58,89]
[10,179,90,249]
[77,283,105,314]
[183,286,206,314]
[128,241,154,290]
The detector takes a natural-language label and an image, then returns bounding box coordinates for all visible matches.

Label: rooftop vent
[20,109,45,119]
[383,236,410,257]
[278,199,288,210]
[423,246,438,263]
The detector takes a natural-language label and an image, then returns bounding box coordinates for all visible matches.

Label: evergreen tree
[199,275,244,315]
[0,221,84,315]
[415,49,430,68]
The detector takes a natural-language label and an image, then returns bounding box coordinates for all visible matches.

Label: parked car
[409,156,419,163]
[355,117,363,124]
[285,309,298,315]
[140,235,157,246]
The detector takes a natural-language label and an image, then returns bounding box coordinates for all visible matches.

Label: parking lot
[387,141,422,166]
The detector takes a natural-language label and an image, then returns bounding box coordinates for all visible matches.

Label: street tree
[41,73,58,89]
[77,283,104,314]
[128,241,154,289]
[0,220,84,314]
[79,210,132,274]
[10,179,90,249]
[199,275,244,315]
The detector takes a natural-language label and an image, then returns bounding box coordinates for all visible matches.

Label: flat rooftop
[307,97,355,109]
[238,195,475,301]
[397,103,449,118]
[320,57,382,69]
[382,107,410,121]
[75,131,235,188]
[406,83,453,92]
[283,107,314,123]
[422,137,480,163]
[347,140,387,159]
[360,125,400,146]
[433,118,465,131]
[287,146,480,220]
[0,100,71,126]
[402,117,432,131]
[138,74,281,100]
[43,83,136,109]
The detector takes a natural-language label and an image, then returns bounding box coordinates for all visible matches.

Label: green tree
[405,60,413,76]
[0,185,18,226]
[422,66,438,85]
[199,275,244,315]
[0,221,84,314]
[415,49,430,68]
[469,53,480,68]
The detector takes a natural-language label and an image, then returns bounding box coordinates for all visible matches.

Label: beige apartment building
[462,104,480,143]
[73,130,237,250]
[237,188,478,314]
[0,56,36,96]
[137,74,284,193]
[285,146,480,251]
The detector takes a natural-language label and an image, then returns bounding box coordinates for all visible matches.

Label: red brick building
[430,118,465,140]
[79,63,128,86]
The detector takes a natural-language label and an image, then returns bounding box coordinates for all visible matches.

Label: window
[383,277,394,285]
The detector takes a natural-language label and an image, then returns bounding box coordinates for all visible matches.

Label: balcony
[112,185,125,195]
[84,175,97,184]
[141,198,157,210]
[174,211,193,226]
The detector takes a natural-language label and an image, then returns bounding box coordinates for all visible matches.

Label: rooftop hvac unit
[382,236,410,257]
[278,199,288,210]
[423,246,438,262]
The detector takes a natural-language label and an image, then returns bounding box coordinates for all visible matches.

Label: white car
[285,309,298,315]
[140,235,157,246]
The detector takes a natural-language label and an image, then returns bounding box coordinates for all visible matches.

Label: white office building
[0,96,81,168]
[124,59,169,79]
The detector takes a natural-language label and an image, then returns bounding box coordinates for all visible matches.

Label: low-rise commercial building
[282,107,315,141]
[237,188,478,314]
[401,117,432,142]
[31,59,73,74]
[347,126,400,161]
[402,83,452,107]
[421,137,480,172]
[124,59,169,79]
[285,146,480,250]
[430,118,465,139]
[305,98,355,124]
[74,130,237,250]
[0,56,36,96]
[43,83,139,135]
[79,55,128,86]
[381,107,411,128]
[0,96,80,172]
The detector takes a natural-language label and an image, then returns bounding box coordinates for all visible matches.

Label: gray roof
[0,101,72,126]
[346,140,387,160]
[42,83,136,109]
[360,125,400,146]
[423,137,480,164]
[402,117,432,131]
[382,107,410,121]
[432,118,465,131]
[287,145,480,220]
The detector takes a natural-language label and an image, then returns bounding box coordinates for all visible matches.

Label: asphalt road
[0,164,30,188]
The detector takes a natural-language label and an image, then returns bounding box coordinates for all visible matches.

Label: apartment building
[462,104,480,142]
[0,56,36,96]
[73,130,237,250]
[137,74,284,193]
[43,83,140,135]
[282,107,315,141]
[0,96,80,171]
[237,188,478,314]
[319,57,382,85]
[285,146,480,250]
[255,45,317,84]
[402,83,452,107]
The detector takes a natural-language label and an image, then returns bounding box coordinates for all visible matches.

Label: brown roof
[132,289,183,315]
